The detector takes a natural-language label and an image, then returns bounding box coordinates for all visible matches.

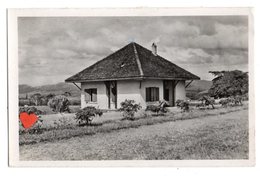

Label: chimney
[152,42,157,56]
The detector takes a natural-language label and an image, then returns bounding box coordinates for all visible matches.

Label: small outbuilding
[65,42,200,109]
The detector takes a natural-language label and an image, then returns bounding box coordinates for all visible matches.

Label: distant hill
[186,80,212,100]
[186,80,212,92]
[19,82,81,97]
[19,84,36,94]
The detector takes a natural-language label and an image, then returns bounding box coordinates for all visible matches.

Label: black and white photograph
[7,8,254,166]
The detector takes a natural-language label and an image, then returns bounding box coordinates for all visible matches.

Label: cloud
[18,16,249,86]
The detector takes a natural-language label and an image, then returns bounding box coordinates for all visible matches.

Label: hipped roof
[65,42,200,82]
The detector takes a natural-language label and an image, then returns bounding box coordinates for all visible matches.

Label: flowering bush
[119,99,141,120]
[75,106,103,126]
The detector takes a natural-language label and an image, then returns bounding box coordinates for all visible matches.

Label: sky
[18,16,248,86]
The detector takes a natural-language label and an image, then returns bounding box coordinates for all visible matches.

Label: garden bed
[19,104,248,146]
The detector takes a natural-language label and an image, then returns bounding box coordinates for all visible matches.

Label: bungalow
[65,42,200,109]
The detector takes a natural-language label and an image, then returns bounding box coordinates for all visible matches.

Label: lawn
[19,107,248,160]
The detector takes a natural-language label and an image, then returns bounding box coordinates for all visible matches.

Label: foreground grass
[20,109,248,160]
[19,105,248,145]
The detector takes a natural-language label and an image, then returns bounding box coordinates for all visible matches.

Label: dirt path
[20,109,248,160]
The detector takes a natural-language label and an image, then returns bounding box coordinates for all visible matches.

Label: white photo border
[8,7,255,167]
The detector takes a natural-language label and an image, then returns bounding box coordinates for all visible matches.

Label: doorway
[105,81,117,109]
[163,80,175,106]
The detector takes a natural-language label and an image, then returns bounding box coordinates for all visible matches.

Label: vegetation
[19,104,247,146]
[176,99,190,112]
[53,116,74,129]
[19,106,44,134]
[47,95,71,113]
[19,106,44,115]
[197,96,215,109]
[29,93,44,106]
[75,106,103,126]
[20,107,248,160]
[219,95,243,107]
[145,100,168,115]
[209,70,248,98]
[119,99,142,120]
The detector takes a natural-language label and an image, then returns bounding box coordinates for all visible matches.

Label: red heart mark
[19,112,38,129]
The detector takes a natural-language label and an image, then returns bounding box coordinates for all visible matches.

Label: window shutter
[92,89,97,102]
[151,88,155,101]
[85,89,91,102]
[146,88,151,101]
[155,87,159,101]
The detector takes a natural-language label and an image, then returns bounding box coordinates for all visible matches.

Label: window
[85,88,97,102]
[146,87,159,102]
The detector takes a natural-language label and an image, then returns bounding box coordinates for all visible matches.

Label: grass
[19,108,248,160]
[19,105,248,146]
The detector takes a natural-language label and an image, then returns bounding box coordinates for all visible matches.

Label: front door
[105,81,117,109]
[110,81,117,109]
[163,80,175,106]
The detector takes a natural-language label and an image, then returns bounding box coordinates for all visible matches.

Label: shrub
[19,106,44,115]
[119,99,141,120]
[19,106,44,134]
[146,105,161,114]
[219,98,230,107]
[48,95,70,113]
[26,119,44,134]
[145,100,168,115]
[198,96,215,109]
[75,106,103,126]
[176,99,190,112]
[219,95,243,107]
[233,95,243,106]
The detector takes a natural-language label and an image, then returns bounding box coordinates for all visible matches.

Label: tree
[208,70,248,98]
[47,95,70,113]
[30,93,43,106]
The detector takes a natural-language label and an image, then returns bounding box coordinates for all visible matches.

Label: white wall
[80,79,186,109]
[140,79,164,108]
[81,82,108,109]
[175,80,186,102]
[117,80,142,107]
[118,79,164,109]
